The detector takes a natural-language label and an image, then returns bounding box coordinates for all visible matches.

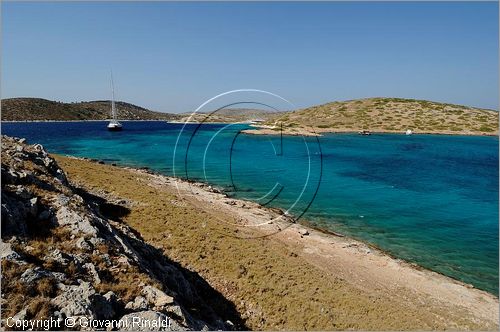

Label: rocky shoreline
[2,135,499,330]
[1,135,240,330]
[242,125,499,137]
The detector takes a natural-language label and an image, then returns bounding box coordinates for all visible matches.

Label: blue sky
[2,2,498,112]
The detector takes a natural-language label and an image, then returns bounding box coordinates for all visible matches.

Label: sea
[3,121,498,295]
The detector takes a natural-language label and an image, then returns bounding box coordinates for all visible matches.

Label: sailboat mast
[111,71,116,120]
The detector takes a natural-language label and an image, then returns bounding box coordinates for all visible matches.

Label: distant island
[0,98,279,123]
[245,97,499,136]
[2,97,498,136]
[1,98,176,121]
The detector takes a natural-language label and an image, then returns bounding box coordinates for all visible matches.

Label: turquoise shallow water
[3,121,498,294]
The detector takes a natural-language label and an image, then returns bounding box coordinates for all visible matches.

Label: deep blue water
[3,121,498,295]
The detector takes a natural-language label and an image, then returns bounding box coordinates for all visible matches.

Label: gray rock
[119,311,185,331]
[33,143,44,152]
[83,262,101,285]
[52,272,68,283]
[45,249,71,267]
[117,255,131,266]
[57,194,71,206]
[21,267,58,284]
[76,237,93,251]
[125,296,149,311]
[52,281,114,320]
[43,156,54,168]
[54,206,98,236]
[88,237,104,247]
[72,253,90,268]
[0,241,23,262]
[142,286,174,308]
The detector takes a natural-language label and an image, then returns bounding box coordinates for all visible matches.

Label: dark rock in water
[98,160,105,164]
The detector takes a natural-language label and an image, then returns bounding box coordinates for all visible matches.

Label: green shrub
[479,125,494,132]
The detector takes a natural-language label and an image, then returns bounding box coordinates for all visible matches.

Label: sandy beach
[54,155,499,330]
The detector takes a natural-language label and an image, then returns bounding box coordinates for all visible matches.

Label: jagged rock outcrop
[1,135,233,330]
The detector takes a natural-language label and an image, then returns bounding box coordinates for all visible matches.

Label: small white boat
[107,71,122,131]
[358,130,371,136]
[405,129,413,135]
[107,120,122,131]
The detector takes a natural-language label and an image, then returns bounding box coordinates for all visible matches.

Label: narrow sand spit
[55,155,499,330]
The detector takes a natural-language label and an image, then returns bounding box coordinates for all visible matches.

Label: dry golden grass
[1,260,55,320]
[53,155,496,330]
[26,297,53,320]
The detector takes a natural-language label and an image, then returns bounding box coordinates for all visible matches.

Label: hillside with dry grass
[1,98,179,121]
[253,97,499,136]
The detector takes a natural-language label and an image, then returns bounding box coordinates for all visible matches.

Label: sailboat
[107,72,122,131]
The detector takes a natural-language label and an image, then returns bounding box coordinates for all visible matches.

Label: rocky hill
[1,98,179,121]
[253,97,499,136]
[0,135,241,330]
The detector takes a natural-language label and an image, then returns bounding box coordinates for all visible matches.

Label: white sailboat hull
[107,71,123,131]
[107,121,122,131]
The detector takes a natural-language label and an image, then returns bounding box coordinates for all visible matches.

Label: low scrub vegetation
[265,97,498,135]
